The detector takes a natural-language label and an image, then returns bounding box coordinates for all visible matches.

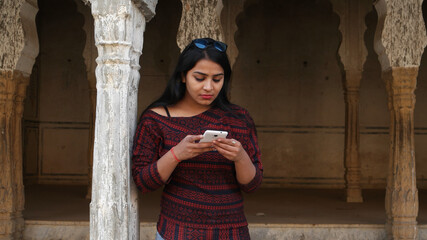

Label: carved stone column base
[389,217,418,240]
[346,189,363,203]
[0,215,24,239]
[0,218,13,239]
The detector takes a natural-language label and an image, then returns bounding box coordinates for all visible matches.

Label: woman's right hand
[172,135,214,161]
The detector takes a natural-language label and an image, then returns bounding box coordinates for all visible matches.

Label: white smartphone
[199,130,228,143]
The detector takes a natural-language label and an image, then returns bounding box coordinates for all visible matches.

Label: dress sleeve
[239,111,263,193]
[132,115,165,193]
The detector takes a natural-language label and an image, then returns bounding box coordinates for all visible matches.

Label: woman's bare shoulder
[150,106,168,117]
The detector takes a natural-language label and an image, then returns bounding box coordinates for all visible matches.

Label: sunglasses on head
[192,38,227,52]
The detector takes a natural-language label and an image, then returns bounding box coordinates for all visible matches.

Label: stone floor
[22,185,427,239]
[23,184,427,224]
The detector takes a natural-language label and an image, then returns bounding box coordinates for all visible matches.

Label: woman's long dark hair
[142,38,232,116]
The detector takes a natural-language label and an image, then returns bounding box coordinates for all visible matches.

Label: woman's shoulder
[138,108,167,127]
[149,106,169,117]
[222,104,255,127]
[227,104,251,117]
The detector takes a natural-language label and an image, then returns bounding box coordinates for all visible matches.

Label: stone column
[331,0,371,203]
[177,0,224,52]
[342,70,363,203]
[88,0,157,239]
[0,0,39,239]
[373,0,427,239]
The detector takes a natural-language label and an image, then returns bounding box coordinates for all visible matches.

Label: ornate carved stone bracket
[0,0,39,238]
[220,0,245,68]
[88,0,157,239]
[374,0,427,239]
[177,0,224,52]
[331,0,371,203]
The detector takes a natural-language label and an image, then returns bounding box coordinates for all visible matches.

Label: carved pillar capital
[132,0,157,21]
[331,0,370,72]
[384,67,418,110]
[177,0,224,52]
[374,0,427,71]
[88,0,157,239]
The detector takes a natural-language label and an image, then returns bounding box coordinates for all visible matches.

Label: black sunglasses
[192,38,227,52]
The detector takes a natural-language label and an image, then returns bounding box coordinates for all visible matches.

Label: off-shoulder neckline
[147,107,213,118]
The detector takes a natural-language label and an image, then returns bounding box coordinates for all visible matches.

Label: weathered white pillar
[88,0,157,239]
[177,0,224,52]
[331,0,371,203]
[374,0,427,239]
[0,0,39,239]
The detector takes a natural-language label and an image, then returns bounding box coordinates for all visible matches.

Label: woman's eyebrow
[193,71,207,76]
[193,71,224,77]
[213,73,224,77]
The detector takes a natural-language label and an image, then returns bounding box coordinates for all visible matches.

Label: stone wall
[23,0,427,189]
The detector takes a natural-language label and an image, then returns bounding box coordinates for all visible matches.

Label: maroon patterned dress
[132,104,263,240]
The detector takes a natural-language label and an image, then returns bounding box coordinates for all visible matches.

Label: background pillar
[0,0,39,239]
[374,0,427,238]
[88,0,157,239]
[331,0,371,203]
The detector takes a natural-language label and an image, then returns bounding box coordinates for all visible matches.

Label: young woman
[132,38,263,240]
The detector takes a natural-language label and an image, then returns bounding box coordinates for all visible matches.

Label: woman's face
[182,59,224,108]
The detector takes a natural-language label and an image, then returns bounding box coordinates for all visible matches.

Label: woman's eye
[195,77,204,81]
[213,79,222,83]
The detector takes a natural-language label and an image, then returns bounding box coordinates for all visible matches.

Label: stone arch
[75,0,97,199]
[233,0,343,189]
[137,0,182,115]
[23,0,91,185]
[220,0,246,68]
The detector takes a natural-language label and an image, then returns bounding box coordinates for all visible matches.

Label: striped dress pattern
[132,105,263,240]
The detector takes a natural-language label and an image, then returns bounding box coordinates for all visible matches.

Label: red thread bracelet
[171,147,180,162]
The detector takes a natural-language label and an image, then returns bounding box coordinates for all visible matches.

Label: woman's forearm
[156,150,180,183]
[234,151,256,185]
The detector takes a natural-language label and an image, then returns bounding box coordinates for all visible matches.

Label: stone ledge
[24,220,427,240]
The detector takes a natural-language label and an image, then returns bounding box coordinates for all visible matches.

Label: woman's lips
[201,94,213,100]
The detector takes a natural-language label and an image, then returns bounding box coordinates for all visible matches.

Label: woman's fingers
[185,135,203,143]
[212,139,242,161]
[213,138,239,151]
[176,135,239,160]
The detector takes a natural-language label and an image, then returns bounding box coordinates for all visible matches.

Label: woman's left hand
[212,138,248,162]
